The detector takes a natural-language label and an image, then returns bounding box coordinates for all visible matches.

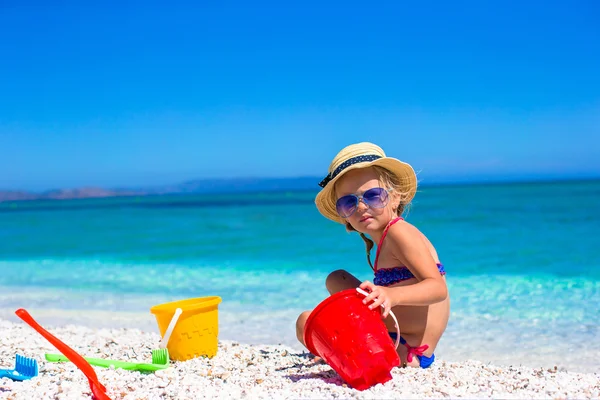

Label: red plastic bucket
[303,288,400,390]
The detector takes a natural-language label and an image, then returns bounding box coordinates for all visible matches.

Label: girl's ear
[389,192,402,214]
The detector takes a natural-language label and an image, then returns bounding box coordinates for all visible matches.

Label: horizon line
[1,174,599,195]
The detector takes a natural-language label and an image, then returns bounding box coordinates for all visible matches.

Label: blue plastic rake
[0,354,39,381]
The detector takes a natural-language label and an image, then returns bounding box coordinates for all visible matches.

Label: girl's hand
[359,280,393,318]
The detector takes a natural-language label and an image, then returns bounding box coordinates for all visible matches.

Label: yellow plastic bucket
[150,296,222,361]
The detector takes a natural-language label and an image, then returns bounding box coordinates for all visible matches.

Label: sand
[0,319,598,399]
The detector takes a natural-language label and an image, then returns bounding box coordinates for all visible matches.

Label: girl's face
[334,167,399,234]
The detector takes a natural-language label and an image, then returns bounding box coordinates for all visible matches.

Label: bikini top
[373,217,445,287]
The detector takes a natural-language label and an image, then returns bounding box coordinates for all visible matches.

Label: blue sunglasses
[335,187,390,218]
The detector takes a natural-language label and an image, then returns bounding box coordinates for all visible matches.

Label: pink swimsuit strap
[373,217,403,272]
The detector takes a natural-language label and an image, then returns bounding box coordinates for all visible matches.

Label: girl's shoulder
[386,219,440,263]
[387,219,421,238]
[385,220,431,249]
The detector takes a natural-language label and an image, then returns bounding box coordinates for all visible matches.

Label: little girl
[296,142,450,368]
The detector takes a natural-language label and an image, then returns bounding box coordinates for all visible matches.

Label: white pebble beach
[1,319,598,399]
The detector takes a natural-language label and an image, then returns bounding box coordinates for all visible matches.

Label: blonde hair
[337,165,413,270]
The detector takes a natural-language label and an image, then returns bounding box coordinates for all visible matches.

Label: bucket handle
[356,288,401,350]
[159,308,182,349]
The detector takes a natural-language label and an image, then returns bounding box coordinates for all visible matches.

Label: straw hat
[315,142,417,224]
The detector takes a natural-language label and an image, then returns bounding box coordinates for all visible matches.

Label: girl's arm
[360,222,447,315]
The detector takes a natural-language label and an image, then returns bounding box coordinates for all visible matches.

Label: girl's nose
[356,198,369,212]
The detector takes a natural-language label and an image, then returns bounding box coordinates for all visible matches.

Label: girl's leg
[296,270,361,347]
[325,269,361,294]
[295,310,311,346]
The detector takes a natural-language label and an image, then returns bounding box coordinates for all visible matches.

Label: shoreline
[1,318,598,399]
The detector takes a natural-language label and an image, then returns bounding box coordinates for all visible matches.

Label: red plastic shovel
[15,308,111,400]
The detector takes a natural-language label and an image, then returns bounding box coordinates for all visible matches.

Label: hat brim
[315,157,417,224]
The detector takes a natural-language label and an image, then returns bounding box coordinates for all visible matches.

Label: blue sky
[1,1,599,191]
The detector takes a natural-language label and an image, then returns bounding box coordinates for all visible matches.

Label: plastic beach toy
[0,354,38,381]
[45,348,169,372]
[159,307,182,349]
[303,288,401,391]
[15,308,111,400]
[150,296,222,361]
[356,287,401,349]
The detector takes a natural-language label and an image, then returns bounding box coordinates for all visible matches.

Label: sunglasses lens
[336,195,358,218]
[363,187,388,208]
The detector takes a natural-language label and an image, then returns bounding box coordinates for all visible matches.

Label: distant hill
[145,177,319,194]
[5,175,597,203]
[0,177,321,202]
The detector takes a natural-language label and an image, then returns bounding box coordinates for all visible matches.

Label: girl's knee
[296,310,312,343]
[296,310,311,325]
[325,269,347,291]
[326,269,358,294]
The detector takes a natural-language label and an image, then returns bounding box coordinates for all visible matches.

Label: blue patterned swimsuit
[374,263,446,286]
[371,217,446,369]
[371,217,446,287]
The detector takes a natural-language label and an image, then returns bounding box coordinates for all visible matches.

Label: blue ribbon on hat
[318,154,382,188]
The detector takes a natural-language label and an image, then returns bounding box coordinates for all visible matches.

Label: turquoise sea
[1,180,599,372]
